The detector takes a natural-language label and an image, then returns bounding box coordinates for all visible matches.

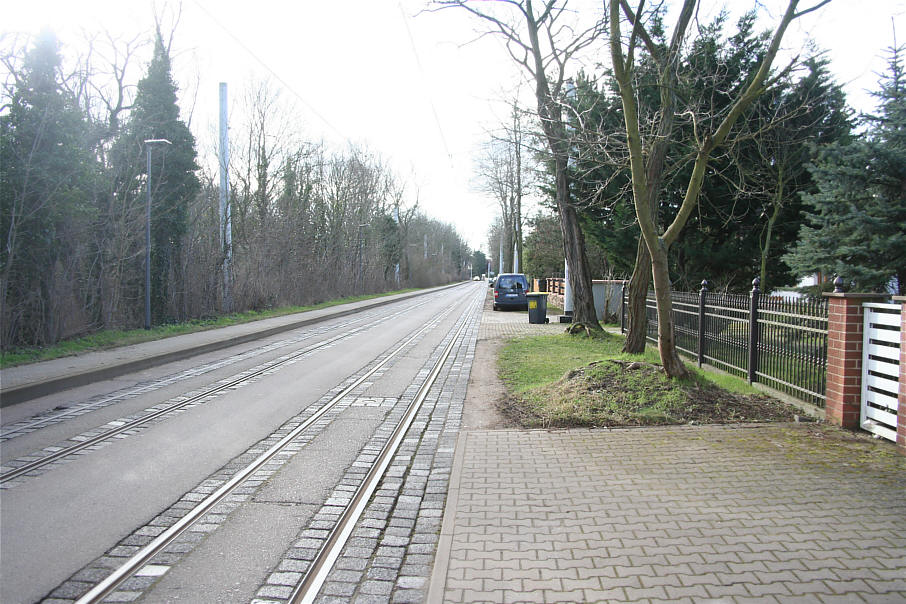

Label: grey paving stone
[430,420,906,604]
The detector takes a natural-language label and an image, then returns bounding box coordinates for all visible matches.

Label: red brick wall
[824,296,870,429]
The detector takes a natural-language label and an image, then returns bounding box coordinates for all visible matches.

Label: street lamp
[144,138,172,330]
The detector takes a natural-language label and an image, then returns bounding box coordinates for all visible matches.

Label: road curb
[1,284,461,407]
[426,429,468,603]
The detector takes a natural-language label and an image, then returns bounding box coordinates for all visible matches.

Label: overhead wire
[191,0,346,140]
[398,2,454,167]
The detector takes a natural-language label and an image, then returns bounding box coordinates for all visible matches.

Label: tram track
[62,286,483,604]
[289,292,478,603]
[0,293,442,485]
[0,295,439,442]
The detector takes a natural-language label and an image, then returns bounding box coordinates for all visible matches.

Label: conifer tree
[112,28,200,323]
[1,30,96,345]
[786,44,906,294]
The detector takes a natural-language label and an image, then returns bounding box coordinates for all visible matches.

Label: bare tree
[608,0,832,377]
[475,99,534,273]
[435,0,605,327]
[1,20,478,351]
[475,137,516,270]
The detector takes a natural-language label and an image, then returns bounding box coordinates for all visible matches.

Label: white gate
[861,303,901,442]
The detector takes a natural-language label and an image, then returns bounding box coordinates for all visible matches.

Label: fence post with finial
[833,275,844,293]
[748,277,761,384]
[698,279,709,367]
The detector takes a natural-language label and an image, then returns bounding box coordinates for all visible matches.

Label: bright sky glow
[3,0,904,252]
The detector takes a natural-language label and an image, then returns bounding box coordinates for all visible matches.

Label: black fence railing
[623,279,828,407]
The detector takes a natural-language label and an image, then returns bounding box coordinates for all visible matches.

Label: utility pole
[564,259,574,319]
[393,207,400,286]
[512,97,524,276]
[357,223,369,293]
[219,83,233,313]
[513,222,520,273]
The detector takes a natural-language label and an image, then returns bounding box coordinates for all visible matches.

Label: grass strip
[1,289,418,369]
[497,331,799,428]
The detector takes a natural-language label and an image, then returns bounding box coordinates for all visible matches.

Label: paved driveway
[431,425,905,603]
[429,301,906,603]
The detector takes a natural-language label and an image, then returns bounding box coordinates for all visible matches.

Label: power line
[191,0,346,140]
[398,2,454,166]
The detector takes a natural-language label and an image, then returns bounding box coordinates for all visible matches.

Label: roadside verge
[0,284,461,406]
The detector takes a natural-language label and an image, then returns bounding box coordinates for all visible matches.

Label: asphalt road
[0,283,482,603]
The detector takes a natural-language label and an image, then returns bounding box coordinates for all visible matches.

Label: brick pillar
[823,292,886,429]
[895,295,906,455]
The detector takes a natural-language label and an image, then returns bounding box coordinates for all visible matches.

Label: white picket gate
[861,303,901,442]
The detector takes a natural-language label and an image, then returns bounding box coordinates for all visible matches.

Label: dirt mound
[500,359,800,428]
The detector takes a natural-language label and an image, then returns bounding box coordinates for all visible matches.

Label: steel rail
[289,291,482,604]
[0,296,439,440]
[0,298,432,484]
[0,305,402,439]
[70,297,466,604]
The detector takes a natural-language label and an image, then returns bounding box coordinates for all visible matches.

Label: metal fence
[624,279,829,407]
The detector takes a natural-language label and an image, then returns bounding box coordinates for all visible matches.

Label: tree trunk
[760,166,784,290]
[555,159,598,326]
[517,1,599,330]
[623,238,650,353]
[650,239,688,377]
[503,228,514,273]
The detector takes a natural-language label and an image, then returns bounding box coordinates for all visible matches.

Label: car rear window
[497,276,526,289]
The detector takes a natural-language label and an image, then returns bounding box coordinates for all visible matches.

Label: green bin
[526,292,550,324]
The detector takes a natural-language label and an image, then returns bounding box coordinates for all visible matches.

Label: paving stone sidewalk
[428,305,906,603]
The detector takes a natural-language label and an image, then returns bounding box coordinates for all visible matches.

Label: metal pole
[145,147,152,330]
[698,280,709,368]
[620,280,627,334]
[219,82,232,312]
[514,220,520,273]
[393,207,400,286]
[748,277,761,384]
[357,223,368,293]
[564,259,574,316]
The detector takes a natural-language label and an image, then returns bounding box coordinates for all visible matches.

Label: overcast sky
[4,0,905,253]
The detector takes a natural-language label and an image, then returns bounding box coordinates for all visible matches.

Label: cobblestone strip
[0,297,433,443]
[478,311,563,340]
[438,426,906,604]
[0,301,431,489]
[38,307,450,604]
[251,289,482,604]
